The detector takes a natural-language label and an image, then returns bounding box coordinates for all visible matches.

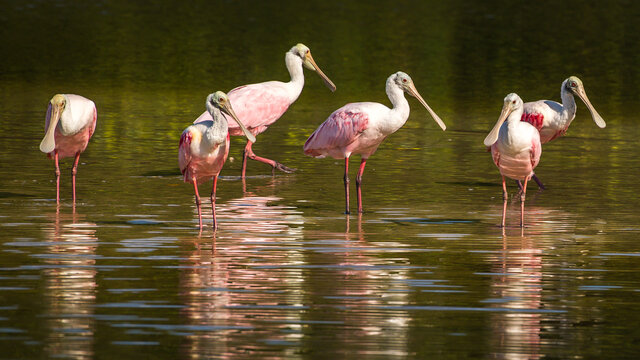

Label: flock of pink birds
[39,43,606,231]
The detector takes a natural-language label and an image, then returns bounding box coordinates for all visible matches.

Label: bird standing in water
[484,93,542,228]
[179,92,256,230]
[40,94,97,205]
[194,43,336,178]
[304,71,446,214]
[520,76,605,188]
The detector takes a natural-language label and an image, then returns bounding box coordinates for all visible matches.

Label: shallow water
[1,1,640,359]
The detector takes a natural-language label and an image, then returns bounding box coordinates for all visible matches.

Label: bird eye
[571,82,577,87]
[512,100,516,104]
[402,78,407,83]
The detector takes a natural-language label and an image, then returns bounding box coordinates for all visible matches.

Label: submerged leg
[501,176,508,228]
[355,158,367,213]
[211,175,218,231]
[71,152,81,204]
[531,173,545,190]
[244,141,296,176]
[344,157,350,215]
[54,151,61,205]
[192,177,203,230]
[520,177,529,228]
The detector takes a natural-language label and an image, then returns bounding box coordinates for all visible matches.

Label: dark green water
[1,0,640,358]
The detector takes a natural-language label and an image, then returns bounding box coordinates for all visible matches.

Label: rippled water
[1,1,640,359]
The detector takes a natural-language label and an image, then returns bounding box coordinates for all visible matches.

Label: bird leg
[501,176,508,228]
[531,173,546,190]
[355,159,367,213]
[54,151,61,205]
[243,141,296,177]
[192,177,203,230]
[520,176,529,228]
[344,157,350,214]
[211,175,218,231]
[71,152,81,204]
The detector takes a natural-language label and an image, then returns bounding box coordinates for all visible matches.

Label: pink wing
[178,130,193,180]
[303,106,369,158]
[530,135,542,170]
[194,82,293,136]
[521,112,544,131]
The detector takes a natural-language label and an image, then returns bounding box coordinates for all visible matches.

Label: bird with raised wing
[179,92,256,230]
[195,43,336,178]
[304,71,446,214]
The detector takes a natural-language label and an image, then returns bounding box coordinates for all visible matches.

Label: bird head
[563,76,606,128]
[290,43,336,92]
[206,91,256,143]
[391,71,446,131]
[483,93,523,147]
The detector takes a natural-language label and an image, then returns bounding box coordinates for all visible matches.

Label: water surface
[1,1,640,358]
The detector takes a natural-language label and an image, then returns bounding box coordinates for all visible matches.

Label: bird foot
[274,162,297,174]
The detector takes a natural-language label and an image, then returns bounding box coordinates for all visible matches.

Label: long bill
[407,83,446,131]
[304,52,337,92]
[39,103,62,153]
[575,87,606,128]
[221,102,257,143]
[484,103,512,147]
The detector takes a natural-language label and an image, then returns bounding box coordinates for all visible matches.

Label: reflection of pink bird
[195,43,336,178]
[39,94,97,205]
[484,93,542,228]
[304,72,446,214]
[520,76,605,189]
[179,92,255,231]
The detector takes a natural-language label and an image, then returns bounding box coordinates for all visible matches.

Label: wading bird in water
[39,94,97,205]
[484,93,542,228]
[195,43,336,178]
[521,76,605,189]
[303,71,446,214]
[179,91,256,231]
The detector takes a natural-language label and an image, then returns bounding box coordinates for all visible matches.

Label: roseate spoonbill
[195,43,336,178]
[39,94,97,205]
[521,76,605,189]
[303,71,446,214]
[179,91,256,230]
[484,93,542,228]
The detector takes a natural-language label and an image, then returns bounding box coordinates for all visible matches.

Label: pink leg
[520,177,529,228]
[344,157,350,214]
[71,152,81,204]
[244,141,296,176]
[501,176,508,228]
[192,177,203,230]
[355,158,367,213]
[211,175,218,231]
[241,142,250,179]
[54,151,61,205]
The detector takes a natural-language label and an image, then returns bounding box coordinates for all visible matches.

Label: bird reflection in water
[180,190,306,358]
[42,208,97,360]
[488,233,544,359]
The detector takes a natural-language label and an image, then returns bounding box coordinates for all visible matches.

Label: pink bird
[194,43,336,178]
[179,91,256,230]
[484,93,542,228]
[304,71,446,214]
[39,94,97,205]
[520,76,605,189]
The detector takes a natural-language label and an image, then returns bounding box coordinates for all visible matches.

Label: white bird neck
[285,51,305,93]
[202,104,228,146]
[560,83,577,122]
[507,106,525,126]
[386,80,410,121]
